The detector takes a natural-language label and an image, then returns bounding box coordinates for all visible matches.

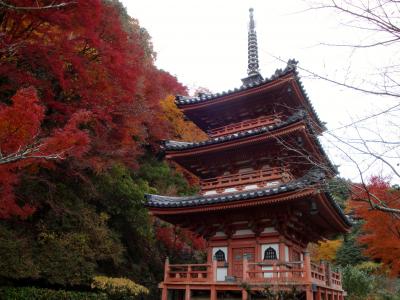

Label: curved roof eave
[162,110,338,175]
[145,169,351,228]
[176,59,325,130]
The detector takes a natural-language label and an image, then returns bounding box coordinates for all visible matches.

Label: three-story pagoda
[146,8,351,300]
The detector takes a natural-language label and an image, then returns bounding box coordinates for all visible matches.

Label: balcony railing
[310,262,342,289]
[246,261,305,283]
[163,259,342,290]
[200,167,293,194]
[311,262,327,286]
[165,263,213,283]
[208,114,283,138]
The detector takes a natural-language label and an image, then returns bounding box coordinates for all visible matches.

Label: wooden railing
[310,262,342,288]
[163,258,342,290]
[208,114,283,138]
[331,270,342,289]
[246,261,305,283]
[311,262,326,286]
[164,260,213,283]
[200,167,293,194]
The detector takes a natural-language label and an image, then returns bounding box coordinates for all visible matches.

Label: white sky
[121,0,399,183]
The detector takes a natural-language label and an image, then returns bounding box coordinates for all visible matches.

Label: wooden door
[232,247,255,279]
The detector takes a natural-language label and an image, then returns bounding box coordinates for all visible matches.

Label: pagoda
[146,8,351,300]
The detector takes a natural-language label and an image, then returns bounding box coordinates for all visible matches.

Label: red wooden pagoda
[146,8,351,300]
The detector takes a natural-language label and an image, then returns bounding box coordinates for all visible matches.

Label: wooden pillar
[185,285,190,300]
[316,288,322,300]
[164,257,170,282]
[255,236,261,280]
[242,289,248,300]
[279,238,286,261]
[227,238,232,276]
[306,288,314,300]
[211,257,217,282]
[304,251,314,300]
[272,262,277,279]
[242,254,249,281]
[304,251,312,283]
[211,286,217,300]
[207,245,212,264]
[161,285,168,300]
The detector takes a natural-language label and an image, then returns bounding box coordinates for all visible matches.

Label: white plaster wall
[266,181,279,187]
[214,231,226,237]
[284,245,289,262]
[234,229,253,236]
[244,184,258,190]
[262,265,273,278]
[239,167,253,173]
[262,226,276,233]
[216,267,228,281]
[204,190,217,195]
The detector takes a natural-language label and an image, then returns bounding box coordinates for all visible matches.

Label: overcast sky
[121,0,399,183]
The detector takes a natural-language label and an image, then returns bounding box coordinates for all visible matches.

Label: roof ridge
[175,60,297,105]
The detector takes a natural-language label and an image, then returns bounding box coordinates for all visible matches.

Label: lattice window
[214,249,226,262]
[263,247,277,260]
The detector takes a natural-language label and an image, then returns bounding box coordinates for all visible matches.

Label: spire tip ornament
[242,8,263,85]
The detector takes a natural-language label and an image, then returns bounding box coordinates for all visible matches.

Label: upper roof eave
[162,110,338,175]
[175,59,325,130]
[163,109,307,151]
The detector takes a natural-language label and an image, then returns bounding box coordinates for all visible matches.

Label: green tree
[342,265,373,300]
[336,223,367,267]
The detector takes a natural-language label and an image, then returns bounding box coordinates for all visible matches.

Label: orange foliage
[161,95,207,142]
[350,177,400,276]
[309,240,342,263]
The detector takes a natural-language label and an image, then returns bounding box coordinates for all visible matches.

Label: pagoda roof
[145,169,351,227]
[163,110,337,174]
[164,110,306,151]
[175,60,325,130]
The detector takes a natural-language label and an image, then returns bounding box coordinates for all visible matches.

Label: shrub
[342,265,373,300]
[91,276,149,300]
[0,286,107,300]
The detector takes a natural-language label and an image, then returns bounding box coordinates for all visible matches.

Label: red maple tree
[0,1,185,218]
[0,87,90,218]
[350,177,400,276]
[156,224,206,255]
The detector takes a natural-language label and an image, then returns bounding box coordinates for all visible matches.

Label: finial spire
[242,8,263,85]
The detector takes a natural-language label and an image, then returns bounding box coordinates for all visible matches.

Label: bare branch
[0,141,66,165]
[0,1,76,10]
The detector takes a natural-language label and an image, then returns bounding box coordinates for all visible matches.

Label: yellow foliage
[309,239,342,263]
[161,95,208,142]
[356,261,384,275]
[91,276,149,297]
